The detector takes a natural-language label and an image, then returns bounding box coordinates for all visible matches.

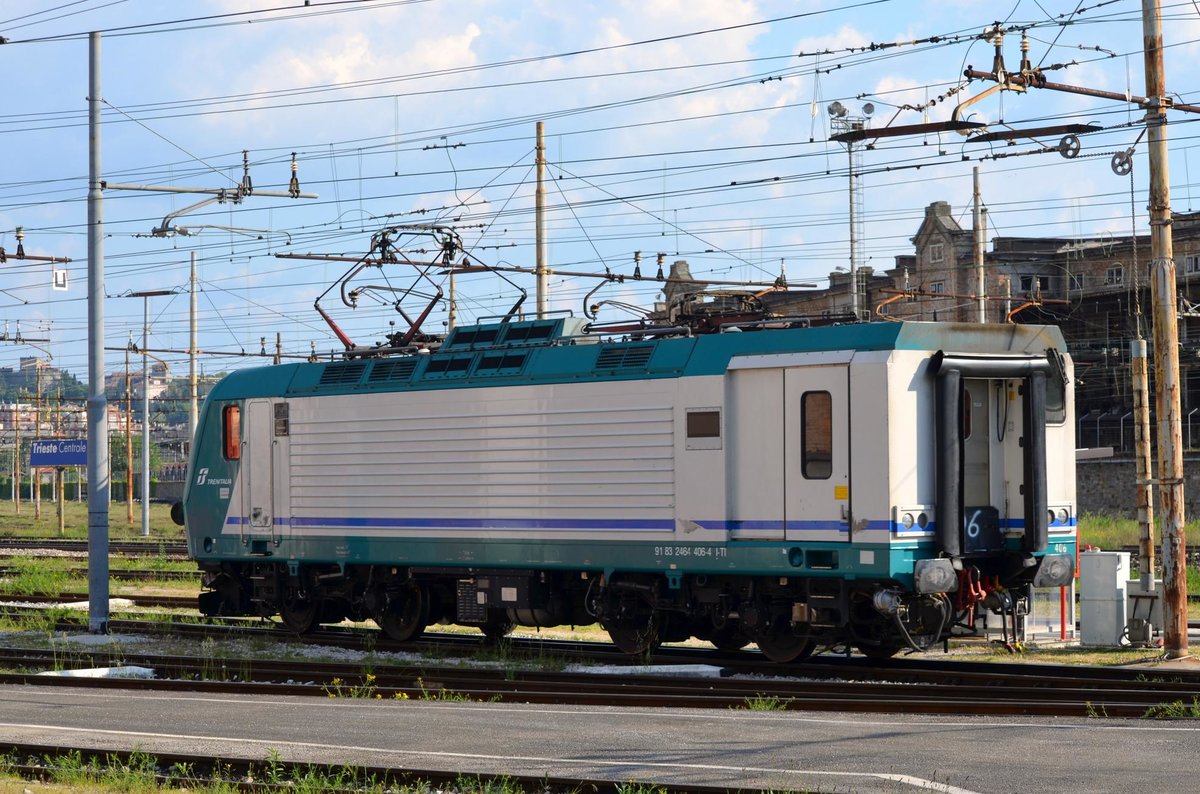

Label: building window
[1019,274,1051,293]
[801,391,832,479]
[223,405,241,460]
[1106,266,1124,285]
[1186,255,1200,274]
[928,242,945,264]
[929,280,945,293]
[685,409,721,450]
[1069,273,1085,291]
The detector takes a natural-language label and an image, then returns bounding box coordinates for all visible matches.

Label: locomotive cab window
[1045,373,1066,425]
[962,387,973,440]
[801,391,832,479]
[685,409,721,450]
[222,405,241,460]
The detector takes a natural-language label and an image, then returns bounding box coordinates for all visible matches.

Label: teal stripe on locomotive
[198,531,938,588]
[203,319,1068,400]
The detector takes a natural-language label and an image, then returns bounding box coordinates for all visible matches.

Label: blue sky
[1,0,1198,379]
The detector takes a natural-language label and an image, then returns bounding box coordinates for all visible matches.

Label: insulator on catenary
[288,152,300,198]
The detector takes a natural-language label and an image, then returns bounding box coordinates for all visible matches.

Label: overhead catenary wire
[1,2,1196,375]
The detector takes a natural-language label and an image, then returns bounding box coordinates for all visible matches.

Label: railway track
[2,632,1198,718]
[0,592,197,609]
[7,587,1200,661]
[0,567,198,582]
[0,539,189,557]
[0,741,715,794]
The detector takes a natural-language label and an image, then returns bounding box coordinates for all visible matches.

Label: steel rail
[0,539,189,557]
[2,644,1197,719]
[0,741,720,794]
[5,600,1200,686]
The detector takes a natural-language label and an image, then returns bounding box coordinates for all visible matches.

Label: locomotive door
[783,365,849,542]
[241,399,276,542]
[726,368,785,540]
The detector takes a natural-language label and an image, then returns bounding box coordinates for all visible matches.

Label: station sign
[29,439,87,467]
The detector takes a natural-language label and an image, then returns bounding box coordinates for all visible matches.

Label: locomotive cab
[872,345,1077,655]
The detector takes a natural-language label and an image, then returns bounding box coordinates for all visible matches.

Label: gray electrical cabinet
[1080,551,1130,646]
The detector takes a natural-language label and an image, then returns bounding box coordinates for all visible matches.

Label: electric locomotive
[179,311,1076,661]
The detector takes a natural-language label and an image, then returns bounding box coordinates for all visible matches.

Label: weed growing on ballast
[735,693,794,711]
[1144,696,1200,719]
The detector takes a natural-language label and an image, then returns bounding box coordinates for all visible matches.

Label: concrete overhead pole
[86,31,110,634]
[1143,0,1187,658]
[189,251,198,440]
[535,121,548,319]
[973,167,986,323]
[140,297,151,537]
[128,289,172,538]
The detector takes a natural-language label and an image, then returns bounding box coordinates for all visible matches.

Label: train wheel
[479,617,514,644]
[856,642,902,660]
[280,593,319,634]
[604,615,662,656]
[754,621,815,663]
[375,585,429,643]
[709,624,752,652]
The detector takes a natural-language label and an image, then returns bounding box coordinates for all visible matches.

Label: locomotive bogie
[181,318,1077,658]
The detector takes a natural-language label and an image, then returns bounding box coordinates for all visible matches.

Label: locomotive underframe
[197,552,1041,660]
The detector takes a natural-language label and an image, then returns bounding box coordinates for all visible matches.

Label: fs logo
[194,468,232,487]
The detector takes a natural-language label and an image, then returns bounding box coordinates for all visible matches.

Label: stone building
[669,200,1200,448]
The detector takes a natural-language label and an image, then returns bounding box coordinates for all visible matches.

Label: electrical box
[1126,577,1163,647]
[1080,550,1130,646]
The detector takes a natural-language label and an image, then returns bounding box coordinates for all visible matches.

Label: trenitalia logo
[195,468,232,486]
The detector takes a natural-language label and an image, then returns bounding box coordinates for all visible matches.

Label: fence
[1078,408,1200,454]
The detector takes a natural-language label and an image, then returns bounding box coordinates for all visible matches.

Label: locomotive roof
[207,318,1067,400]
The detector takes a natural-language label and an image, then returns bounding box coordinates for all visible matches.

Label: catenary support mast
[86,31,109,634]
[1143,0,1187,658]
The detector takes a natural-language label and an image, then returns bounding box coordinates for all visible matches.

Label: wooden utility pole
[1133,306,1156,593]
[1143,0,1187,658]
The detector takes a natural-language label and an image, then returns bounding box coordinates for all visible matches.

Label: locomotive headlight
[917,512,929,529]
[901,513,915,529]
[1033,553,1075,588]
[1057,508,1070,526]
[914,559,958,594]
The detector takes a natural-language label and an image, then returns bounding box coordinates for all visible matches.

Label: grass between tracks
[0,748,621,793]
[0,500,179,539]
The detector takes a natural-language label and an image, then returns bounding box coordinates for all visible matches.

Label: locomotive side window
[685,409,721,450]
[801,391,832,479]
[222,405,241,460]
